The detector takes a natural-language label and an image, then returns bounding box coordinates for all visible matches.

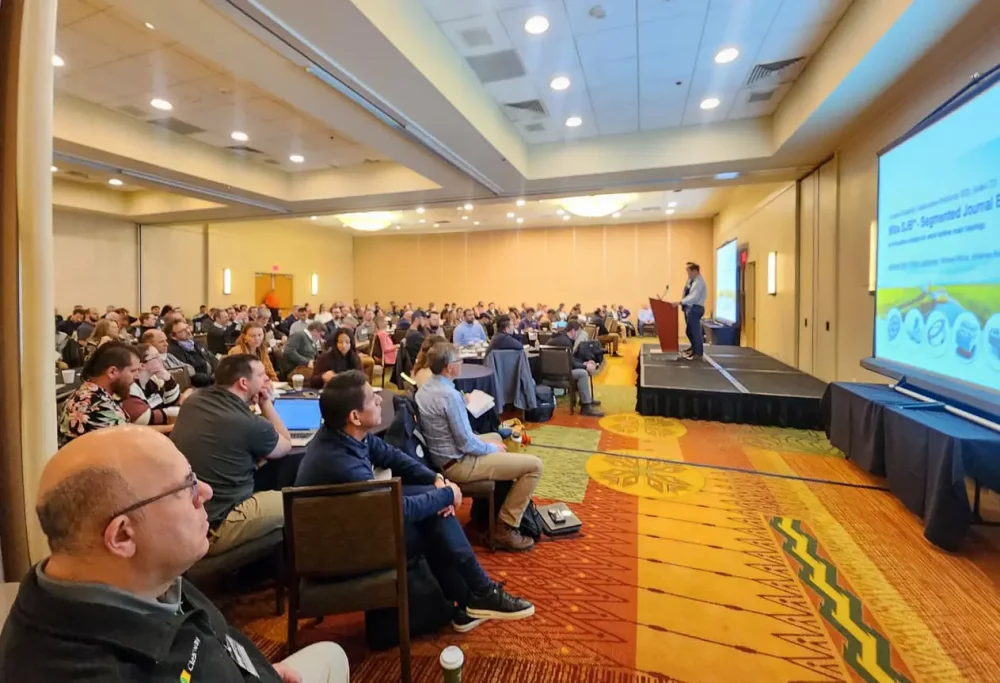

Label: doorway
[254,273,293,317]
[743,261,757,348]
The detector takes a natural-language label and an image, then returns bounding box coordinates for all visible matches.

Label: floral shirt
[58,381,129,446]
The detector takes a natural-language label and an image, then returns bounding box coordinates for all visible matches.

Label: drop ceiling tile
[438,14,514,57]
[57,0,104,27]
[514,35,582,75]
[243,97,294,122]
[687,64,751,95]
[639,80,689,107]
[590,83,639,113]
[498,1,575,47]
[680,90,732,126]
[152,48,217,83]
[771,0,850,28]
[55,27,128,73]
[595,105,639,135]
[58,67,147,103]
[639,100,684,131]
[540,86,592,118]
[639,48,697,84]
[421,0,492,23]
[69,12,161,57]
[636,0,708,23]
[581,56,636,89]
[564,0,637,36]
[704,0,782,33]
[637,15,704,56]
[727,82,790,120]
[756,21,834,63]
[576,25,637,66]
[483,77,541,106]
[693,26,768,73]
[517,120,564,144]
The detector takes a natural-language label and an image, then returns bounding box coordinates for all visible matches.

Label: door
[254,273,294,316]
[744,261,757,348]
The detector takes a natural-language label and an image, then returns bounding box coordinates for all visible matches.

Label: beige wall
[713,183,798,367]
[205,220,354,309]
[352,219,714,317]
[140,224,207,314]
[53,210,137,314]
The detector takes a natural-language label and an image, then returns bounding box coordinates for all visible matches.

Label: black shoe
[467,582,535,621]
[590,399,602,407]
[452,606,487,633]
[581,403,605,417]
[612,352,622,357]
[689,354,704,360]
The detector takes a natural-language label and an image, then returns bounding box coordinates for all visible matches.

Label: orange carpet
[228,341,1000,682]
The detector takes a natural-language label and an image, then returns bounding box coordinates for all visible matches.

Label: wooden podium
[649,297,680,353]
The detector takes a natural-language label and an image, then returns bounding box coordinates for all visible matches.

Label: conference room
[2,0,1000,681]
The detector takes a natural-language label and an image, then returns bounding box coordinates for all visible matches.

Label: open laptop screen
[273,399,322,431]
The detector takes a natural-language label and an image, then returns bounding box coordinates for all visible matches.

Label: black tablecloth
[456,365,501,432]
[882,405,1000,550]
[822,382,926,475]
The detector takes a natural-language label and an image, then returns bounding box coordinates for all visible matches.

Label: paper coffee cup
[291,373,304,390]
[61,369,75,384]
[440,645,464,683]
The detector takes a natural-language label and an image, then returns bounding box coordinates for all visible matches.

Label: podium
[649,297,679,353]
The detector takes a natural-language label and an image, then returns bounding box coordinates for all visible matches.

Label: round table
[455,363,494,394]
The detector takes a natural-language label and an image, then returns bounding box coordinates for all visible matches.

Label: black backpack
[525,385,554,423]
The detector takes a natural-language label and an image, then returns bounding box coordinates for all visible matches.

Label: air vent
[118,104,148,118]
[436,220,452,225]
[746,57,804,86]
[148,117,205,135]
[466,50,525,83]
[65,170,90,179]
[226,145,264,154]
[748,89,776,104]
[363,158,381,164]
[459,27,493,48]
[640,206,661,212]
[503,99,547,123]
[264,159,280,165]
[524,122,545,133]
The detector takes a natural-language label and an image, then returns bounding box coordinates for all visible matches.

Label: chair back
[392,328,408,344]
[371,333,384,363]
[442,326,454,342]
[539,346,572,379]
[283,480,405,579]
[584,324,598,340]
[290,365,314,380]
[169,368,192,393]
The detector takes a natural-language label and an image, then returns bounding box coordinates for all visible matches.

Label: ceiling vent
[524,122,546,133]
[746,57,804,86]
[118,104,148,118]
[459,27,493,49]
[503,99,547,123]
[466,50,526,83]
[747,89,777,104]
[226,145,264,154]
[640,206,662,212]
[148,117,205,135]
[65,170,91,180]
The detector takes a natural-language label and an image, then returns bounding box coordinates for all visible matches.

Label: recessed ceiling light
[144,22,155,30]
[231,131,249,142]
[310,216,317,220]
[52,55,65,67]
[462,215,469,220]
[612,212,621,218]
[524,15,549,35]
[419,219,426,224]
[556,209,565,215]
[433,223,440,227]
[150,98,173,111]
[667,201,678,208]
[51,165,58,172]
[665,209,675,215]
[395,226,401,230]
[516,199,526,207]
[550,76,571,91]
[714,47,740,64]
[715,171,740,180]
[700,97,720,110]
[464,203,473,210]
[516,217,524,224]
[416,206,425,214]
[507,212,515,218]
[108,178,123,186]
[565,116,583,128]
[289,154,305,163]
[474,221,480,226]
[562,215,570,221]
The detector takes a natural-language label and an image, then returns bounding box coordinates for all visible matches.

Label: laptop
[273,398,322,447]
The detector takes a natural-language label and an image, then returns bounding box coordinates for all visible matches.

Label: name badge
[225,634,259,678]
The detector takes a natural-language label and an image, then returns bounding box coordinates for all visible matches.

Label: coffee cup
[61,368,75,385]
[291,373,304,391]
[440,645,464,683]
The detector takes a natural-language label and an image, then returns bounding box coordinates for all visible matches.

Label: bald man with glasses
[0,426,348,683]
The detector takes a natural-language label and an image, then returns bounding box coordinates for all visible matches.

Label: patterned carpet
[228,341,1000,682]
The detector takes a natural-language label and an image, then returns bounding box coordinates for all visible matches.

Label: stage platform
[637,345,828,429]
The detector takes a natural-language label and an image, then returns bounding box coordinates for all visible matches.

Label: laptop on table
[273,398,322,447]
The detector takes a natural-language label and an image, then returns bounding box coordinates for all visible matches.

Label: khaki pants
[598,333,620,354]
[277,642,349,683]
[443,433,543,528]
[360,354,375,382]
[207,490,284,556]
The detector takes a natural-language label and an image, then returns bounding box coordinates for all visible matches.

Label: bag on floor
[365,555,453,649]
[537,502,583,537]
[518,500,544,541]
[525,385,555,423]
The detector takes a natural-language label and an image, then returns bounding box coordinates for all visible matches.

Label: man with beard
[58,342,140,446]
[77,307,101,341]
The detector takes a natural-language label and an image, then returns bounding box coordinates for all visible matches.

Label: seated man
[637,304,655,335]
[296,372,535,631]
[58,341,139,446]
[170,355,292,556]
[57,307,85,336]
[404,310,427,360]
[121,342,183,431]
[354,308,377,351]
[165,318,215,387]
[416,343,543,551]
[206,309,239,355]
[452,308,488,346]
[281,320,326,377]
[487,315,524,352]
[518,309,540,332]
[0,426,347,682]
[547,321,605,417]
[142,328,194,378]
[288,306,311,337]
[76,307,101,341]
[396,309,413,330]
[478,311,495,338]
[589,308,621,357]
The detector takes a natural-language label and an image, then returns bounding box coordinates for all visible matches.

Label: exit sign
[272,265,279,272]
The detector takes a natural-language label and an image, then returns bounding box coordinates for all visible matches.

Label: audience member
[281,321,326,377]
[453,308,487,346]
[295,371,535,630]
[425,310,443,337]
[546,321,605,417]
[206,309,238,355]
[404,310,427,360]
[518,309,540,332]
[228,322,278,381]
[354,309,376,351]
[0,426,349,682]
[83,319,122,361]
[121,343,182,432]
[416,343,543,551]
[135,312,158,339]
[314,303,334,325]
[165,319,215,387]
[58,341,139,446]
[170,355,292,556]
[617,305,636,336]
[374,316,399,367]
[410,335,445,388]
[312,328,364,387]
[191,304,210,331]
[141,328,192,377]
[396,309,413,330]
[76,307,100,340]
[57,307,85,336]
[487,315,523,352]
[637,304,655,335]
[589,308,622,357]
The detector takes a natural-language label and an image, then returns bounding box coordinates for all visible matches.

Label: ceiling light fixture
[419,219,426,224]
[612,212,621,218]
[516,199,525,207]
[558,193,632,218]
[337,211,396,232]
[565,116,583,127]
[556,209,565,215]
[714,47,740,64]
[700,97,720,110]
[150,98,173,111]
[144,22,155,30]
[462,216,468,220]
[562,215,570,221]
[395,226,401,230]
[668,201,678,208]
[715,171,740,180]
[550,76,571,91]
[416,206,425,214]
[108,178,123,186]
[230,131,249,142]
[524,15,549,35]
[289,154,305,163]
[516,217,524,224]
[310,216,317,220]
[464,203,473,210]
[665,209,675,215]
[433,223,440,228]
[474,221,480,226]
[52,55,65,67]
[507,211,515,218]
[51,165,58,172]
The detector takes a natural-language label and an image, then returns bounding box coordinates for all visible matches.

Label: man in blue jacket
[294,371,535,632]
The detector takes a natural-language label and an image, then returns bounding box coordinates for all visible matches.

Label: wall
[352,219,715,317]
[832,0,1000,382]
[713,182,799,366]
[140,224,207,314]
[204,220,354,309]
[53,210,137,313]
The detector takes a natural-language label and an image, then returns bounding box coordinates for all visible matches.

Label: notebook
[273,398,322,446]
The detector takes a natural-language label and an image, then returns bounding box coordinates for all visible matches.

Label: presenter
[679,262,707,360]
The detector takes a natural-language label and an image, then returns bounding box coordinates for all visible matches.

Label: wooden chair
[370,334,387,387]
[169,367,192,393]
[538,346,578,414]
[442,325,455,343]
[283,480,410,682]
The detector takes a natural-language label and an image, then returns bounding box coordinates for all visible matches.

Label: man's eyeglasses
[107,471,200,522]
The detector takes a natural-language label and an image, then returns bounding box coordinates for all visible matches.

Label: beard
[114,375,135,399]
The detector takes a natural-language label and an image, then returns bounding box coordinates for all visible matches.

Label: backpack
[364,555,453,648]
[525,385,554,423]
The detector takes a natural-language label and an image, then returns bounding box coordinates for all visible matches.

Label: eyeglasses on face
[107,471,200,523]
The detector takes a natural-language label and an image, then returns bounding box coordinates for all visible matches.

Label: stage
[636,345,828,429]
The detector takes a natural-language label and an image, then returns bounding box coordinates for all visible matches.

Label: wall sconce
[311,273,319,296]
[767,251,777,295]
[222,268,232,295]
[868,220,877,293]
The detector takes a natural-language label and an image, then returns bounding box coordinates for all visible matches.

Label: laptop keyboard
[289,430,315,446]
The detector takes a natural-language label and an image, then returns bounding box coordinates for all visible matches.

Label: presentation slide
[875,77,1000,394]
[715,240,738,324]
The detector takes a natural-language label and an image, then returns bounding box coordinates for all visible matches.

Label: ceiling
[48,0,981,229]
[420,0,850,143]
